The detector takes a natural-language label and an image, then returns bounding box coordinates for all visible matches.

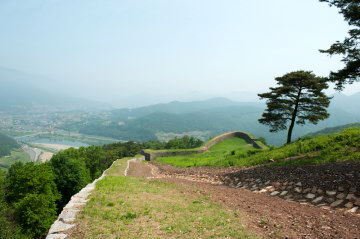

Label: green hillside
[157,137,259,167]
[60,99,360,145]
[157,128,360,168]
[0,133,20,157]
[305,122,360,137]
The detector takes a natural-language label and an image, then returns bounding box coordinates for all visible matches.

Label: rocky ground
[146,160,360,239]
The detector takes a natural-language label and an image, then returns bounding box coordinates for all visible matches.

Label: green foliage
[5,162,60,238]
[0,170,31,239]
[305,122,360,137]
[103,141,143,159]
[0,149,31,170]
[158,128,360,168]
[49,142,143,208]
[257,137,267,146]
[0,133,20,157]
[225,128,360,167]
[49,149,91,208]
[14,193,58,237]
[319,0,359,89]
[80,146,108,180]
[164,136,203,149]
[258,71,331,144]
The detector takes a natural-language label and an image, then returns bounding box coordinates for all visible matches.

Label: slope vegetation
[68,158,254,239]
[0,133,20,157]
[157,128,360,168]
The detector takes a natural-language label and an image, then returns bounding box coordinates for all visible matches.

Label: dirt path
[126,160,360,239]
[126,158,154,177]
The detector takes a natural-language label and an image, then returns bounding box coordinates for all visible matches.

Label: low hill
[0,133,20,157]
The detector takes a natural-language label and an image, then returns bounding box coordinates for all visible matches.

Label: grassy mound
[157,137,257,167]
[157,128,360,168]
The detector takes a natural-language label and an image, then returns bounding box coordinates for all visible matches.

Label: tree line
[0,133,20,157]
[0,135,202,239]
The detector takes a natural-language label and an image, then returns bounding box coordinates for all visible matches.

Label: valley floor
[68,159,360,239]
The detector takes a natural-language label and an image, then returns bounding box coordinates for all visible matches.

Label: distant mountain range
[60,95,360,145]
[0,67,112,112]
[2,66,359,145]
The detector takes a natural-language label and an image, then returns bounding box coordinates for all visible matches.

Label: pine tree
[319,0,359,90]
[258,71,331,144]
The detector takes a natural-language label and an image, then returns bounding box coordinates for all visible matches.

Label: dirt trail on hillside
[127,160,360,239]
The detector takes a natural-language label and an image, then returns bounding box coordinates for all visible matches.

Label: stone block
[306,193,316,199]
[280,191,288,196]
[336,193,346,199]
[330,199,344,208]
[326,191,336,196]
[312,196,324,204]
[270,191,280,196]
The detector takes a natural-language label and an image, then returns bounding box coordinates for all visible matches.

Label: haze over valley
[1,1,360,239]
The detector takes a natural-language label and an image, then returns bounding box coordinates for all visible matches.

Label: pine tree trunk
[287,88,302,144]
[287,118,295,144]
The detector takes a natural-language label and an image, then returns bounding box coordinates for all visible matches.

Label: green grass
[157,128,360,168]
[0,149,31,170]
[157,138,257,167]
[69,159,255,239]
[105,158,130,176]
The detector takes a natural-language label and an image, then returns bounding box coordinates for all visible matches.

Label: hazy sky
[0,0,359,105]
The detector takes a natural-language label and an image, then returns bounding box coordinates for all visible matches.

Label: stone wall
[142,131,261,161]
[204,131,261,149]
[221,162,360,213]
[46,160,119,239]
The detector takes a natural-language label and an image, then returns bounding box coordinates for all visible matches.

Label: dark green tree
[0,170,31,239]
[48,149,91,208]
[258,71,331,144]
[5,162,60,238]
[319,0,359,90]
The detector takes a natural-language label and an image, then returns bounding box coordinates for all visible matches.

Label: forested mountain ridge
[59,95,360,145]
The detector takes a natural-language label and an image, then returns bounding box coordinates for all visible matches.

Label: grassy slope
[305,122,360,137]
[70,158,254,239]
[156,128,360,168]
[157,138,257,167]
[0,149,31,170]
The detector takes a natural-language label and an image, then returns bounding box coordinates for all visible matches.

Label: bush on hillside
[224,128,360,167]
[0,133,20,157]
[48,149,91,209]
[165,136,203,149]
